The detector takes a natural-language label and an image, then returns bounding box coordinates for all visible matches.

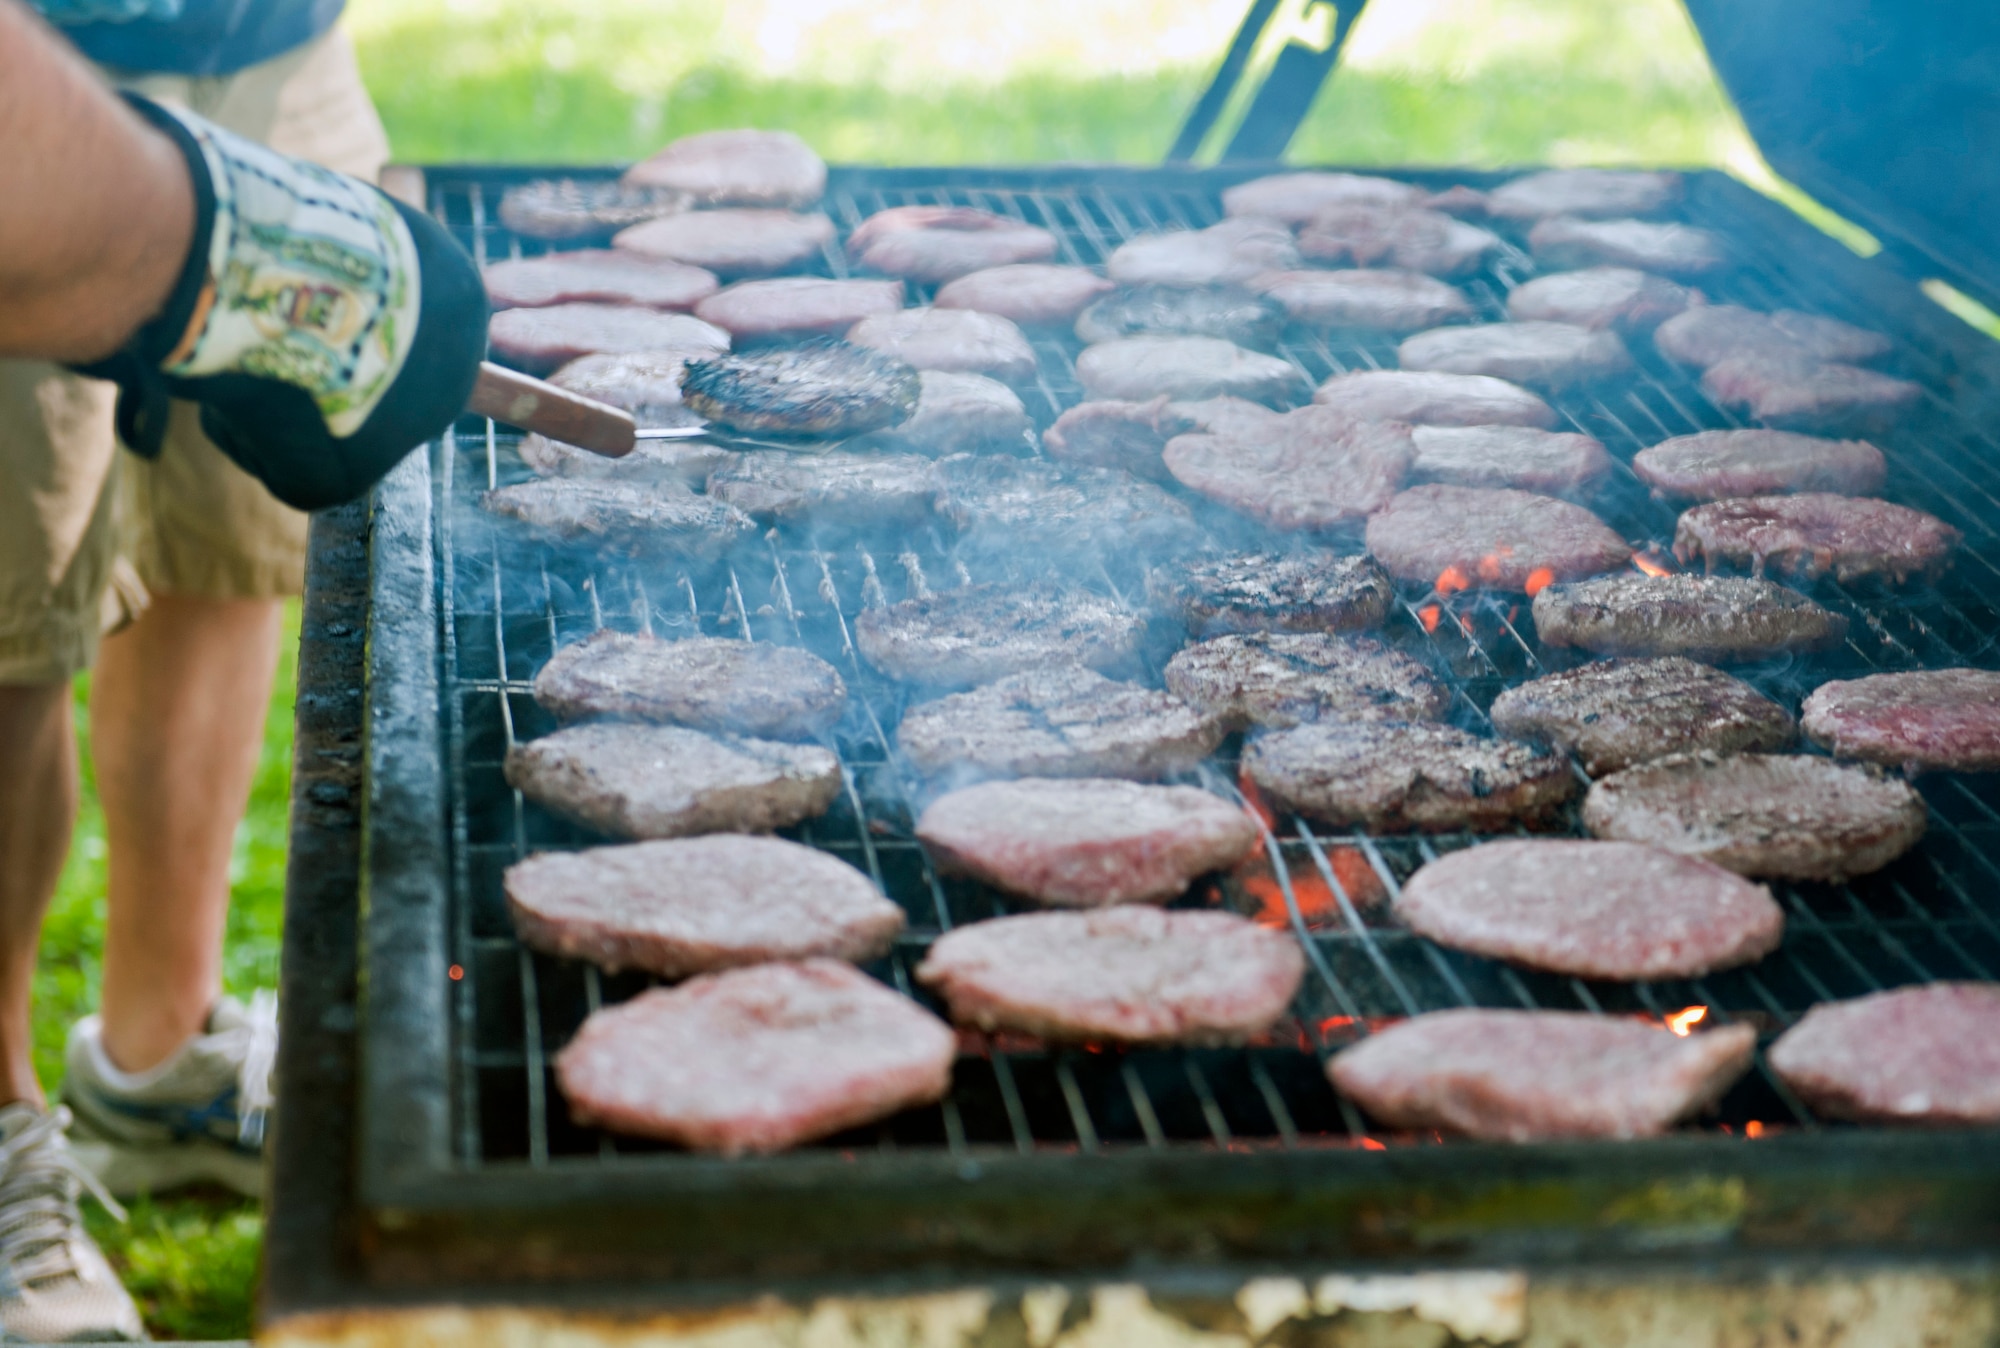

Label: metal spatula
[466,361,802,457]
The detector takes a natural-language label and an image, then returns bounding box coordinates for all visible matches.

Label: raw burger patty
[505,835,904,976]
[1222,171,1426,224]
[1145,550,1395,637]
[897,666,1224,781]
[1075,284,1285,350]
[1164,632,1447,730]
[847,206,1058,283]
[534,629,846,740]
[679,340,920,436]
[486,304,728,374]
[1164,406,1415,530]
[1076,336,1308,405]
[933,264,1113,326]
[1584,751,1926,881]
[934,454,1197,557]
[615,208,835,275]
[1489,656,1796,776]
[484,250,718,311]
[1505,267,1696,332]
[1330,1009,1756,1141]
[505,723,840,840]
[1409,425,1613,495]
[1485,169,1682,220]
[623,129,827,207]
[1674,494,1960,585]
[1528,216,1725,277]
[873,370,1032,455]
[518,432,725,487]
[706,450,942,530]
[1295,205,1501,277]
[1249,269,1473,331]
[555,960,953,1154]
[1653,304,1893,367]
[692,277,904,338]
[916,908,1305,1045]
[1768,983,2000,1126]
[1532,573,1849,662]
[1313,370,1556,429]
[497,178,690,242]
[1244,720,1576,833]
[847,307,1037,385]
[1105,218,1300,288]
[1395,838,1784,980]
[916,778,1257,907]
[481,480,755,559]
[1802,669,2000,773]
[1042,396,1278,481]
[1701,355,1923,432]
[1364,484,1629,591]
[1398,321,1632,389]
[1632,430,1886,502]
[854,581,1144,687]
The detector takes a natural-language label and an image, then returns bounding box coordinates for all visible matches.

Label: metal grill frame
[338,162,2000,1296]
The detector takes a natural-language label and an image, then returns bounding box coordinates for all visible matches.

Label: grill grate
[427,167,2000,1172]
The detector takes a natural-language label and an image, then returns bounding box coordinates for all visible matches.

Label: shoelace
[0,1108,124,1291]
[236,990,278,1151]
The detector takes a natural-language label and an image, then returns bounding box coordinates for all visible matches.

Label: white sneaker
[0,1103,145,1342]
[61,993,276,1200]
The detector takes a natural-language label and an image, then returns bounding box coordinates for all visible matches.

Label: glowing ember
[1417,603,1442,633]
[1358,1137,1387,1151]
[1523,567,1555,596]
[1745,1120,1766,1139]
[1236,770,1278,832]
[1631,550,1674,578]
[1239,849,1384,928]
[1474,547,1515,585]
[1318,1015,1359,1037]
[1665,1005,1708,1036]
[1435,564,1473,596]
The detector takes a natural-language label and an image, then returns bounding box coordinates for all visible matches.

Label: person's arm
[0,0,195,361]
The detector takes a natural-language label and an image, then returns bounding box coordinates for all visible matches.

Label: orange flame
[1524,568,1555,596]
[1632,551,1674,578]
[1665,1006,1708,1037]
[1417,603,1442,633]
[1474,547,1514,585]
[1238,850,1384,929]
[1237,771,1278,833]
[1358,1137,1387,1151]
[1745,1120,1766,1139]
[1435,565,1473,596]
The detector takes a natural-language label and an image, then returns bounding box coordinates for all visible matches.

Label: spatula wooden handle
[466,361,637,458]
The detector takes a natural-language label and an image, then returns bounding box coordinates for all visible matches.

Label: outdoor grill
[263,6,2000,1343]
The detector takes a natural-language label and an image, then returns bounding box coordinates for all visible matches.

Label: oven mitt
[72,94,487,511]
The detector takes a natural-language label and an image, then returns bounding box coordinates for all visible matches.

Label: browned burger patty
[1075,284,1286,350]
[1409,425,1614,495]
[679,340,921,437]
[692,277,904,338]
[480,479,756,559]
[1163,407,1416,531]
[1653,304,1893,367]
[1222,171,1426,224]
[622,129,827,207]
[1364,484,1630,591]
[1531,572,1849,662]
[497,178,690,242]
[1801,668,2000,773]
[1398,321,1633,389]
[1485,169,1682,220]
[915,908,1306,1045]
[1244,720,1577,833]
[1583,751,1926,881]
[1699,355,1925,433]
[1504,267,1696,332]
[1249,269,1475,331]
[871,371,1032,456]
[1528,216,1725,277]
[505,723,841,839]
[1394,838,1785,980]
[1632,430,1887,502]
[705,451,943,530]
[847,307,1038,385]
[555,960,954,1155]
[932,454,1198,557]
[1674,493,1960,585]
[1105,219,1301,288]
[896,666,1225,781]
[1312,370,1556,429]
[854,582,1145,688]
[1075,336,1308,405]
[932,264,1114,326]
[1330,1010,1756,1141]
[1145,550,1395,637]
[484,249,719,311]
[1489,656,1796,776]
[1767,983,2000,1126]
[614,208,836,275]
[846,206,1058,283]
[505,836,904,976]
[534,630,847,740]
[1163,632,1448,730]
[1295,205,1502,277]
[915,778,1258,907]
[486,304,728,374]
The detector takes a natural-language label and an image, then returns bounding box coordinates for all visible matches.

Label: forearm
[0,0,193,362]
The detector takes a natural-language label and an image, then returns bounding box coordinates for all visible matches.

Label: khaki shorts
[0,28,390,685]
